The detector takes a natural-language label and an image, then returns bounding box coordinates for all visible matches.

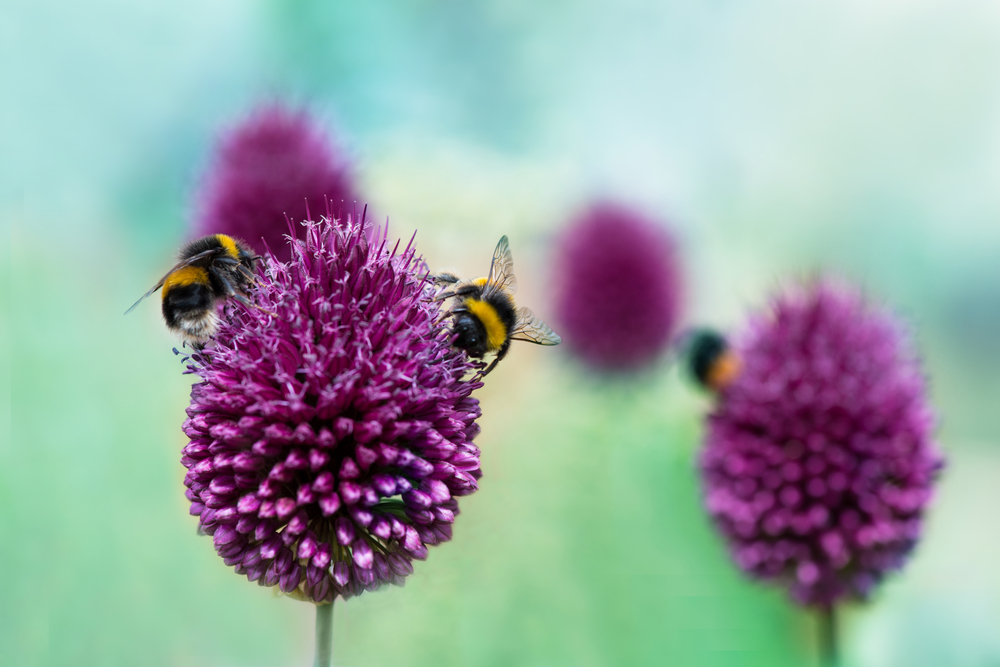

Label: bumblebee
[125,234,262,345]
[434,235,561,376]
[686,329,742,391]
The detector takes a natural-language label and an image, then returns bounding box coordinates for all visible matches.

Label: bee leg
[435,308,456,326]
[237,264,262,286]
[427,274,458,302]
[477,339,511,378]
[434,283,481,302]
[433,273,461,285]
[432,290,457,303]
[431,276,484,302]
[215,257,261,286]
[210,266,276,316]
[210,265,242,297]
[231,292,277,316]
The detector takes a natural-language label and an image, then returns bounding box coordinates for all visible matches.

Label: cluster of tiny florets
[700,281,943,606]
[195,104,356,263]
[181,217,483,602]
[554,202,682,372]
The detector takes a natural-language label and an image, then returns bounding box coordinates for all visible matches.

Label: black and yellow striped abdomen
[453,289,517,357]
[464,298,511,352]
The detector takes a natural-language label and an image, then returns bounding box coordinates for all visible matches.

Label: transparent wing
[510,306,561,346]
[123,248,223,315]
[484,235,516,297]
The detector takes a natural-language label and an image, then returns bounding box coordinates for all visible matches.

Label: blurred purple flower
[195,104,356,263]
[181,216,483,603]
[700,280,943,607]
[554,202,682,372]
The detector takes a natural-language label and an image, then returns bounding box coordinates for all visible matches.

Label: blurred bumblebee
[434,235,561,376]
[686,329,742,392]
[125,234,263,345]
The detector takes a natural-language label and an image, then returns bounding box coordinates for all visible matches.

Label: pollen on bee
[706,350,742,392]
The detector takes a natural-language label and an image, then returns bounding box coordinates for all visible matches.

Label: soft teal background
[5,1,1000,665]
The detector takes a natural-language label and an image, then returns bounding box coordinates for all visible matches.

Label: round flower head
[181,216,483,603]
[700,281,943,607]
[195,104,356,263]
[554,202,682,372]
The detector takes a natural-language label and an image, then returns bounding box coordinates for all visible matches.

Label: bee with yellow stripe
[126,234,262,345]
[434,236,561,376]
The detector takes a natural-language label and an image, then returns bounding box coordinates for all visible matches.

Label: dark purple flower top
[701,281,943,607]
[181,216,483,603]
[195,104,356,263]
[554,202,682,372]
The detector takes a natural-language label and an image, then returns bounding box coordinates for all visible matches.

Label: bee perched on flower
[434,236,561,377]
[180,215,484,605]
[125,234,264,345]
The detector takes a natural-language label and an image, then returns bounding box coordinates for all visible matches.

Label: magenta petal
[339,458,360,480]
[260,535,282,560]
[333,561,350,587]
[370,515,392,540]
[298,533,318,560]
[334,517,355,546]
[355,445,378,470]
[352,539,373,569]
[279,564,303,593]
[309,449,330,471]
[275,497,297,520]
[318,493,341,516]
[371,474,396,496]
[312,542,332,570]
[339,481,362,505]
[237,494,262,514]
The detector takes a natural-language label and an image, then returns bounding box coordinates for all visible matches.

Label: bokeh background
[6,1,1000,665]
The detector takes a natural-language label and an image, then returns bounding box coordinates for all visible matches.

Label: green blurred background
[5,1,1000,665]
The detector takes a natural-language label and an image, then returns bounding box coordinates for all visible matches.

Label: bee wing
[484,235,517,297]
[123,248,224,315]
[510,306,561,346]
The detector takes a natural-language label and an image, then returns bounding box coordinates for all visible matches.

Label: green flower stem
[818,604,838,667]
[314,602,334,667]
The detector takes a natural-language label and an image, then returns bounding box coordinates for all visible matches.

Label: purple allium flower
[554,202,682,372]
[700,281,943,607]
[195,104,356,263]
[180,216,483,603]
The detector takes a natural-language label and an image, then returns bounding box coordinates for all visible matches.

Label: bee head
[235,244,258,271]
[452,313,489,358]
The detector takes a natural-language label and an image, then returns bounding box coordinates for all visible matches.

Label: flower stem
[818,604,838,667]
[314,602,334,667]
